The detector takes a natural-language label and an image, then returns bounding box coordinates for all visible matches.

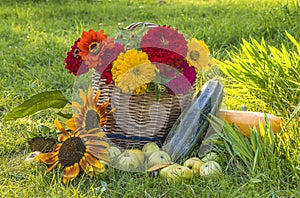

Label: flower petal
[55,119,70,137]
[79,89,87,105]
[80,156,94,177]
[48,161,59,171]
[80,132,105,139]
[63,163,80,180]
[85,140,109,147]
[72,102,83,113]
[94,90,101,106]
[66,117,76,131]
[87,87,94,107]
[84,153,105,169]
[35,152,58,165]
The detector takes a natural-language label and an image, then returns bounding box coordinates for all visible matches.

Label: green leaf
[4,90,70,121]
[56,112,73,119]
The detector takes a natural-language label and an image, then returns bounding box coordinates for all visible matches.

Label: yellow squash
[218,109,282,137]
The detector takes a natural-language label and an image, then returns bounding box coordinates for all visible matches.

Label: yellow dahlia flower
[111,49,157,94]
[186,38,210,71]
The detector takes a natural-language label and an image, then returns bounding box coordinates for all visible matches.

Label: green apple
[183,157,203,176]
[167,165,194,183]
[126,149,145,163]
[200,161,222,177]
[107,146,122,160]
[116,151,142,171]
[147,150,172,168]
[159,163,180,178]
[201,152,220,163]
[142,142,160,157]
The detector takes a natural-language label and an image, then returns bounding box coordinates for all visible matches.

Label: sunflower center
[73,49,80,58]
[190,50,200,61]
[58,137,86,166]
[85,109,100,131]
[160,38,169,47]
[89,42,102,54]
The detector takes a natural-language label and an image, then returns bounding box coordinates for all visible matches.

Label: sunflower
[66,87,114,131]
[35,119,109,184]
[186,38,210,71]
[77,29,108,61]
[111,49,157,94]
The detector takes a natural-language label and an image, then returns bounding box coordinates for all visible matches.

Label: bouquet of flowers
[65,22,213,96]
[63,22,215,148]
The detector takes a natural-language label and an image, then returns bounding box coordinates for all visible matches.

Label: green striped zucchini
[162,79,224,161]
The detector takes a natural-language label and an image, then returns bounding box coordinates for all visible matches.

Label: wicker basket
[92,22,195,148]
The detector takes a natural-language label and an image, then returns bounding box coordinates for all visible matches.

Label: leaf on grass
[56,112,73,119]
[4,90,70,121]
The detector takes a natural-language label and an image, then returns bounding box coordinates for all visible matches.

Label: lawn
[0,0,299,197]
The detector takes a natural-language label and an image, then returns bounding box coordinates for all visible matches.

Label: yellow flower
[111,49,157,94]
[35,119,109,184]
[66,87,114,131]
[186,38,210,71]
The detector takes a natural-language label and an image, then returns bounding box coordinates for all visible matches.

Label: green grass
[0,0,299,197]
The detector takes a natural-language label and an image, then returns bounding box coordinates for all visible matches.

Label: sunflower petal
[80,157,94,178]
[85,140,110,147]
[94,164,106,175]
[79,89,87,105]
[80,132,105,139]
[99,117,108,127]
[72,102,83,113]
[63,163,80,179]
[66,117,76,131]
[48,161,59,171]
[58,134,69,142]
[55,119,70,137]
[79,156,89,172]
[35,152,58,165]
[53,144,62,152]
[87,87,94,107]
[86,128,105,136]
[86,146,109,159]
[94,90,101,106]
[84,153,105,169]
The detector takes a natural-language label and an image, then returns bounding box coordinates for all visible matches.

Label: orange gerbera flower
[35,119,110,184]
[66,87,114,131]
[77,29,108,61]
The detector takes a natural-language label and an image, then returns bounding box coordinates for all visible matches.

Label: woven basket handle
[116,22,157,39]
[124,22,157,30]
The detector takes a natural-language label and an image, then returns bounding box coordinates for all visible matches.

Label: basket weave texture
[92,22,195,148]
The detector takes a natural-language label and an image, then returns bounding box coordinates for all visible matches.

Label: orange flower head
[77,29,108,60]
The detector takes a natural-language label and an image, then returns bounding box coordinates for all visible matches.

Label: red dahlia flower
[95,39,124,74]
[166,61,197,94]
[64,38,89,76]
[100,64,113,85]
[140,26,187,71]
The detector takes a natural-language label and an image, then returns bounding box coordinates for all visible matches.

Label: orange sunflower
[35,119,110,184]
[77,29,108,61]
[66,87,114,131]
